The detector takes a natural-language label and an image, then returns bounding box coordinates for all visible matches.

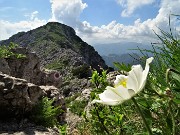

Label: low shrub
[69,99,88,116]
[30,97,63,127]
[72,64,90,78]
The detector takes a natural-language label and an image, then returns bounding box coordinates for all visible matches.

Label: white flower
[93,57,154,105]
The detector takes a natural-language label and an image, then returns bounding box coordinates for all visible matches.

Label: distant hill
[0,22,107,78]
[93,42,153,56]
[102,53,138,67]
[93,42,154,67]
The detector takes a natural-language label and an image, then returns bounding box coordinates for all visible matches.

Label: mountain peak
[45,22,76,37]
[0,22,107,78]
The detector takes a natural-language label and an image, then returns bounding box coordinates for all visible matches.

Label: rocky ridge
[0,48,66,134]
[0,22,107,75]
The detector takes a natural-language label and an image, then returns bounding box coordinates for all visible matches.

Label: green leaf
[166,114,173,133]
[138,99,150,109]
[134,133,148,135]
[171,72,180,82]
[113,62,131,72]
[173,98,180,104]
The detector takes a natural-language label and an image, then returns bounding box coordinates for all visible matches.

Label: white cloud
[0,0,179,46]
[0,18,46,40]
[77,0,180,44]
[117,0,156,17]
[24,11,39,20]
[77,19,157,44]
[49,0,87,28]
[30,11,39,20]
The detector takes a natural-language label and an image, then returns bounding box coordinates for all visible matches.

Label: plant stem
[94,105,109,134]
[132,97,153,135]
[169,101,175,135]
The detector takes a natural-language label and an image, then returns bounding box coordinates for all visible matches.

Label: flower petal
[127,65,143,92]
[127,57,153,93]
[139,57,154,90]
[114,75,128,86]
[92,86,126,105]
[93,85,136,105]
[92,99,121,106]
[99,86,123,101]
[114,85,135,100]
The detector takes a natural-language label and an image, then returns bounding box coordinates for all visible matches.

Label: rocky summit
[0,22,107,78]
[0,22,108,134]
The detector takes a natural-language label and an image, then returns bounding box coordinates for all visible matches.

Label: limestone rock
[0,47,62,88]
[62,78,91,97]
[0,72,66,121]
[0,119,60,135]
[0,59,10,75]
[106,71,121,85]
[75,88,92,101]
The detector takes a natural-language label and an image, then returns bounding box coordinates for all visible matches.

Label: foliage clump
[72,64,90,78]
[69,100,88,116]
[0,42,25,58]
[30,97,63,128]
[65,92,88,116]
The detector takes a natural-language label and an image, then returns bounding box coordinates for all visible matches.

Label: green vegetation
[69,100,88,116]
[45,59,69,71]
[0,42,25,58]
[29,97,69,134]
[30,97,63,127]
[65,92,81,105]
[65,92,88,116]
[72,64,90,78]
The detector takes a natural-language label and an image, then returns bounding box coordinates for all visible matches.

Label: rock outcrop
[0,47,66,134]
[0,47,62,88]
[0,72,66,121]
[0,119,60,135]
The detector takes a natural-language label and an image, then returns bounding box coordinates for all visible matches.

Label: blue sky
[0,0,51,22]
[0,0,179,45]
[80,0,159,26]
